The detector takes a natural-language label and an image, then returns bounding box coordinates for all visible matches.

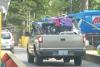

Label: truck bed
[40,34,84,49]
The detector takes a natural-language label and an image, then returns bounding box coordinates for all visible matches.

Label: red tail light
[83,34,88,43]
[38,36,43,43]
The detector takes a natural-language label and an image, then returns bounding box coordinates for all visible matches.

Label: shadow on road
[35,62,75,66]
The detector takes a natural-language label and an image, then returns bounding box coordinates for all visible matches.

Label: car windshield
[2,33,11,39]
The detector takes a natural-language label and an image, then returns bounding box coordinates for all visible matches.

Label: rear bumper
[1,45,14,50]
[37,48,86,57]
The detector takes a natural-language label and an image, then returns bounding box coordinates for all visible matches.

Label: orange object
[1,53,10,63]
[6,59,17,67]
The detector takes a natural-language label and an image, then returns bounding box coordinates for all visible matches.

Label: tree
[7,0,69,24]
[89,0,100,9]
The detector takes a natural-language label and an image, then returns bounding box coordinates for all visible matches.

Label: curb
[85,50,100,64]
[85,54,100,64]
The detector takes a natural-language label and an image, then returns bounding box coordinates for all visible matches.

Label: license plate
[6,46,10,48]
[58,50,68,55]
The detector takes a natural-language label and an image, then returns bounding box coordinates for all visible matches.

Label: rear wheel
[63,58,70,62]
[74,56,82,66]
[27,44,34,63]
[28,53,34,63]
[34,56,43,65]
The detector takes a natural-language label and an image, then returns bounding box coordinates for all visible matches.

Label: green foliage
[6,0,69,25]
[6,0,100,26]
[89,0,100,9]
[72,0,81,13]
[48,0,69,15]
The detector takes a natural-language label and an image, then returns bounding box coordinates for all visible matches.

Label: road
[14,47,100,67]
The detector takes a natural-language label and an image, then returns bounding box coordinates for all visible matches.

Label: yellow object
[0,12,2,64]
[0,51,11,58]
[0,12,2,49]
[20,36,29,47]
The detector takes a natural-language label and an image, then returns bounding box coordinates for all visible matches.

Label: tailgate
[40,35,84,49]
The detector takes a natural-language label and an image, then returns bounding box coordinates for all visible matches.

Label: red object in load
[82,34,88,43]
[6,59,17,67]
[1,53,10,63]
[54,19,60,27]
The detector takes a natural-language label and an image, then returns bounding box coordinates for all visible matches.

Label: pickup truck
[27,31,85,66]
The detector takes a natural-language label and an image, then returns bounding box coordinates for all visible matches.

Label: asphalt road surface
[14,47,100,67]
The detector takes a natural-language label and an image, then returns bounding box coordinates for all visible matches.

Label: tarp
[60,17,73,26]
[68,10,100,33]
[51,17,61,27]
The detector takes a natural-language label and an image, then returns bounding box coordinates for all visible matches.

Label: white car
[1,30,15,51]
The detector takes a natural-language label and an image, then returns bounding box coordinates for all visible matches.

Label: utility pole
[29,11,31,33]
[26,11,31,33]
[0,12,2,66]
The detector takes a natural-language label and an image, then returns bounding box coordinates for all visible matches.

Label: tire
[28,53,34,63]
[34,56,43,65]
[27,44,34,63]
[10,49,14,53]
[74,56,82,66]
[63,58,70,63]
